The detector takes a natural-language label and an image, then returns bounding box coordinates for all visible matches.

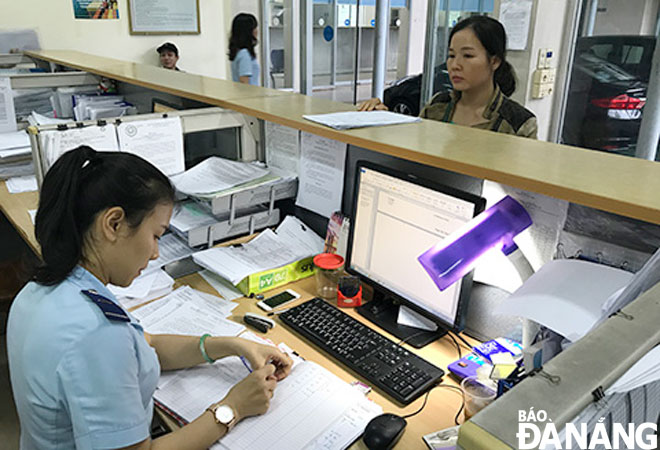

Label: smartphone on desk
[257,289,301,312]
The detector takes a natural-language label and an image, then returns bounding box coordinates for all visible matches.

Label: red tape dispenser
[337,275,362,308]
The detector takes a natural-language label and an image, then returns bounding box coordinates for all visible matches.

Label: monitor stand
[357,296,447,349]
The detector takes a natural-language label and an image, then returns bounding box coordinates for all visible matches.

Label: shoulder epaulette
[81,289,130,322]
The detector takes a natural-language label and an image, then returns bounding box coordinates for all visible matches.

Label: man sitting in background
[157,42,181,71]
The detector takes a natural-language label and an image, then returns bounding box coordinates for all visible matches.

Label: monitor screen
[347,162,485,330]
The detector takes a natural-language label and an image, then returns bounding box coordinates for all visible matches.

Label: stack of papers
[170,200,218,235]
[13,88,54,120]
[494,259,633,342]
[52,85,99,118]
[155,358,381,450]
[170,157,270,196]
[607,345,660,395]
[6,174,37,193]
[303,110,421,130]
[193,216,324,285]
[39,124,119,169]
[144,233,196,274]
[198,270,244,302]
[131,286,243,336]
[110,269,175,310]
[72,94,136,121]
[27,111,69,126]
[0,130,33,180]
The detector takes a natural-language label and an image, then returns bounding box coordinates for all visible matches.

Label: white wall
[494,0,571,142]
[0,0,233,79]
[519,0,571,142]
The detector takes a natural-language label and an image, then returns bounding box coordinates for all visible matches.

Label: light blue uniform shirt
[7,266,160,449]
[231,48,260,86]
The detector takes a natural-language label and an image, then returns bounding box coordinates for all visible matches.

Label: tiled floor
[0,332,20,449]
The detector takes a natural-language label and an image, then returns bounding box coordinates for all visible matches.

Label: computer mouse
[363,413,407,450]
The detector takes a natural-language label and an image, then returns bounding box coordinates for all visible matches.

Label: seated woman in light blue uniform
[229,13,260,86]
[7,146,292,449]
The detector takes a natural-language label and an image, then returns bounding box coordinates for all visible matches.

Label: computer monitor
[346,161,486,348]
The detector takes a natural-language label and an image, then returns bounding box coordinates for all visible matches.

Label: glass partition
[560,0,658,160]
[309,0,409,104]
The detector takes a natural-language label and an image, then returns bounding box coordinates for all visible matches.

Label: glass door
[262,0,295,90]
[304,0,409,104]
[559,0,658,160]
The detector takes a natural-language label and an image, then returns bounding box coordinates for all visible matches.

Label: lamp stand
[505,247,538,350]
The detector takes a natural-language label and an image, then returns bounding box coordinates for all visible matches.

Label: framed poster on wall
[128,0,200,35]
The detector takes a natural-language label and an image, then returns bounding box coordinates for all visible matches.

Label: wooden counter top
[0,181,39,254]
[25,50,660,224]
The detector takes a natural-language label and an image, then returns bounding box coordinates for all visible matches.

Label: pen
[267,307,291,317]
[240,356,252,373]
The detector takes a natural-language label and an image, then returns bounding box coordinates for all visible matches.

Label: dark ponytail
[34,146,175,285]
[449,16,517,96]
[494,61,516,97]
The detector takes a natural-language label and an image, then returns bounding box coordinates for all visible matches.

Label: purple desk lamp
[418,196,533,291]
[418,195,537,346]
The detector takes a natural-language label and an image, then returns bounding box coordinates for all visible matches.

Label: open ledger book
[155,357,382,450]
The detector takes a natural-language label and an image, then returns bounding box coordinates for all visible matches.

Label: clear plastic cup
[461,376,497,421]
[313,253,344,300]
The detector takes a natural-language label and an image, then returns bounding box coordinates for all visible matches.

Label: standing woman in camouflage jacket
[360,16,538,139]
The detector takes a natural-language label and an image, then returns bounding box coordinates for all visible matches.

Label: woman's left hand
[236,339,293,381]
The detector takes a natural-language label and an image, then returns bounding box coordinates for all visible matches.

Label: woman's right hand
[358,98,388,111]
[221,364,278,422]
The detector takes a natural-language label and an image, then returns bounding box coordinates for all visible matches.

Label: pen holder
[337,275,362,308]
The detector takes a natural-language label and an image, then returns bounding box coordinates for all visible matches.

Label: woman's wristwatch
[207,403,238,431]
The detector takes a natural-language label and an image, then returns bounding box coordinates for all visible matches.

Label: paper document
[117,270,175,310]
[0,146,31,160]
[303,400,384,450]
[192,172,285,201]
[6,175,37,193]
[170,201,217,233]
[500,0,533,50]
[109,270,160,300]
[296,132,346,218]
[154,360,380,450]
[0,77,17,133]
[28,111,69,126]
[607,345,660,395]
[39,125,119,169]
[397,305,438,331]
[193,216,324,285]
[265,121,299,174]
[475,181,569,293]
[0,130,29,151]
[171,156,270,196]
[117,117,184,176]
[199,270,244,301]
[132,286,243,336]
[600,247,660,322]
[495,259,633,342]
[303,110,421,130]
[145,233,196,274]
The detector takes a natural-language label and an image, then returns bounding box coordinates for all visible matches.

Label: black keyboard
[280,297,445,404]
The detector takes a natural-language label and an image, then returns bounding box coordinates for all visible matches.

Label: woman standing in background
[229,13,261,86]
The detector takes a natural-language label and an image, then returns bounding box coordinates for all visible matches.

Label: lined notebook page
[156,360,380,450]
